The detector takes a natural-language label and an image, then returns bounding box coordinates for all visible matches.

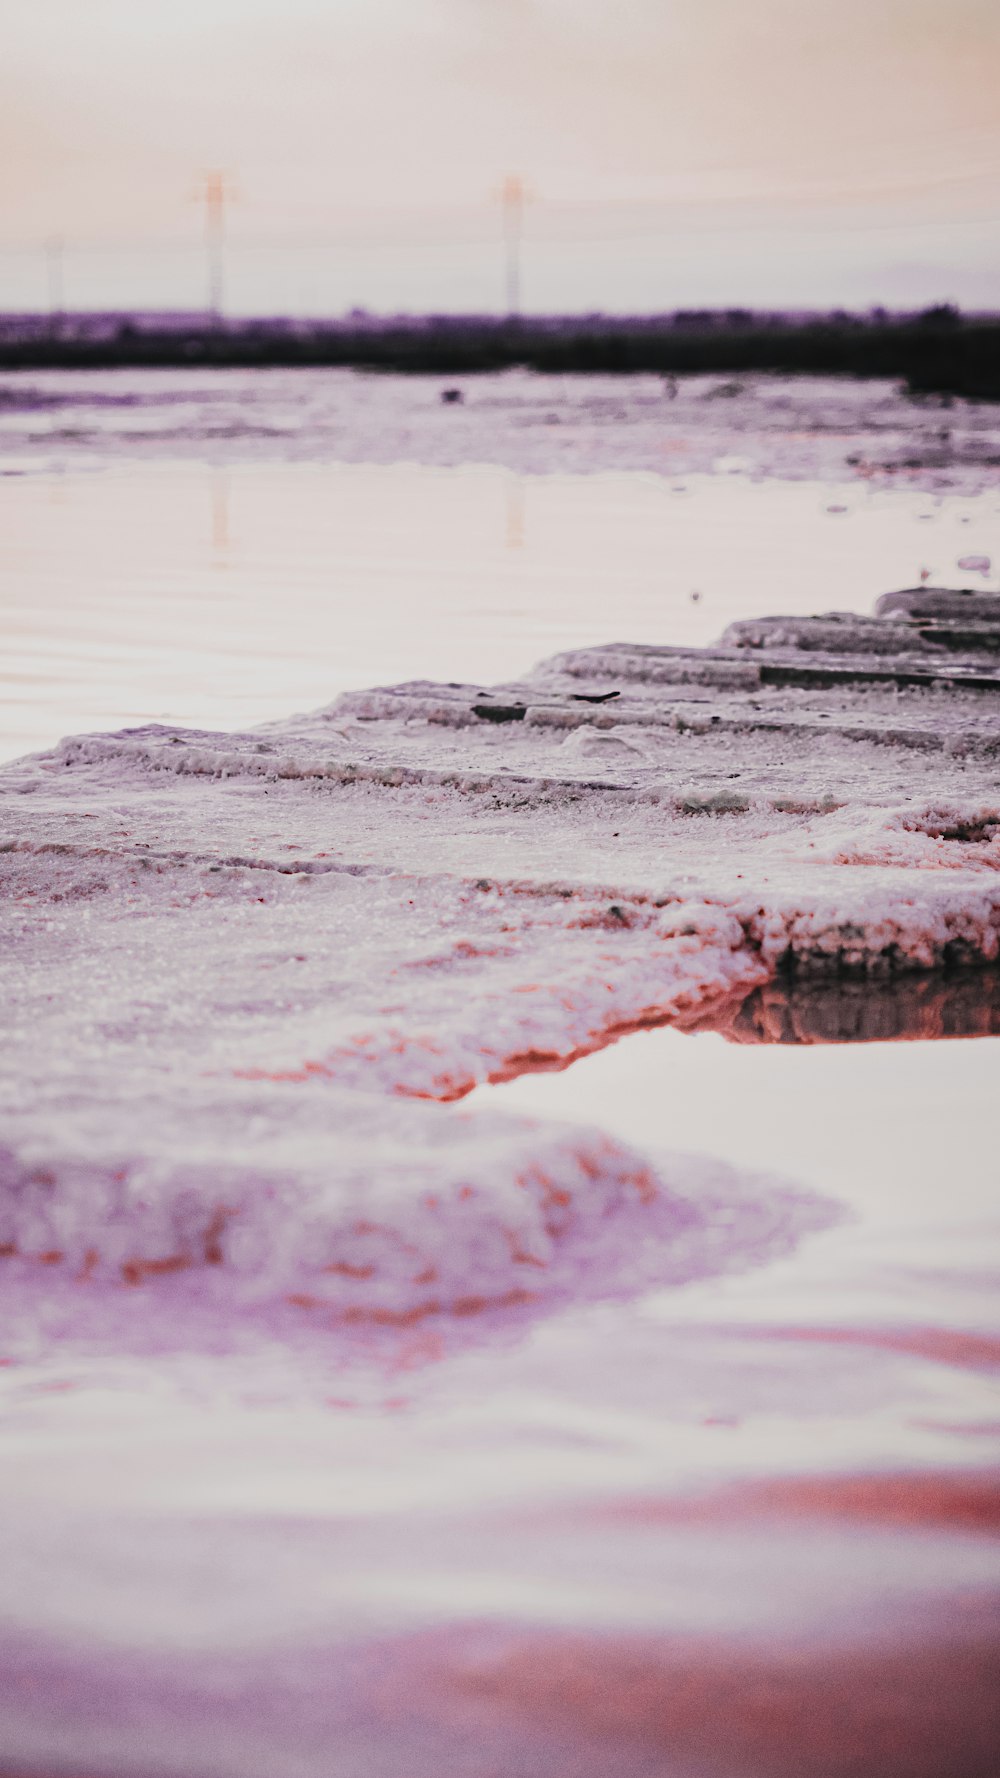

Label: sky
[1,0,997,314]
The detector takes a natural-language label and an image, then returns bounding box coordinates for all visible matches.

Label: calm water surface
[3,451,998,761]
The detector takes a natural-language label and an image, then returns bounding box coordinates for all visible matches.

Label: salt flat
[2,584,998,1324]
[2,386,999,1777]
[3,367,1000,489]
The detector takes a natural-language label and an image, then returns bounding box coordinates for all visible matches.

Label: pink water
[2,1010,998,1777]
[1,374,999,1777]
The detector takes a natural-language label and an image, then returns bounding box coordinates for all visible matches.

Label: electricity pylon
[499,174,528,318]
[45,235,64,335]
[195,170,237,324]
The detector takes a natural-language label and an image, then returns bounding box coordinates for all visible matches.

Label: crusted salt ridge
[0,585,997,1317]
[874,586,1000,623]
[0,1078,830,1322]
[0,852,765,1101]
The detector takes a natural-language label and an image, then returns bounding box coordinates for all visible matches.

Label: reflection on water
[474,1013,1000,1252]
[210,466,230,559]
[707,966,1000,1045]
[2,1010,999,1778]
[505,472,525,549]
[2,456,999,760]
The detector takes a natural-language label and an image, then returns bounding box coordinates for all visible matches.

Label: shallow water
[476,1015,1000,1335]
[1,374,999,1777]
[2,1012,998,1777]
[2,371,999,762]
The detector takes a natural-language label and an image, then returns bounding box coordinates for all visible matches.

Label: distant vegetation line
[0,310,998,400]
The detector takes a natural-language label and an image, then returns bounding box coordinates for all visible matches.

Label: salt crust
[5,370,1000,492]
[2,589,998,1319]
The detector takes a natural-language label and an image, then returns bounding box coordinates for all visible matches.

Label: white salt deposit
[2,584,998,1330]
[3,369,999,491]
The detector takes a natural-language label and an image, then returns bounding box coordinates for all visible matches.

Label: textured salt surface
[2,583,999,1336]
[3,368,1000,491]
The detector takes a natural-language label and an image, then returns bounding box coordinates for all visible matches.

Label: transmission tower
[500,174,527,317]
[45,235,64,336]
[196,170,236,324]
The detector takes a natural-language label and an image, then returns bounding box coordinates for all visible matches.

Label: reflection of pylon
[196,171,236,323]
[499,174,528,317]
[505,474,524,549]
[211,468,230,559]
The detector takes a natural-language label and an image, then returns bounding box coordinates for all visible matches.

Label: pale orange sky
[2,0,997,311]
